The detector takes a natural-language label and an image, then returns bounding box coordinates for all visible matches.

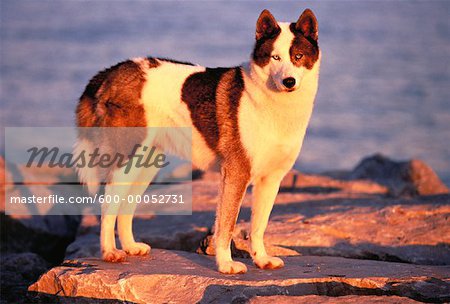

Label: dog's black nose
[282,77,296,89]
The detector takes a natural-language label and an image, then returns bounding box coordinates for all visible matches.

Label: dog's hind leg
[101,142,157,262]
[101,179,129,262]
[117,162,160,256]
[250,172,285,269]
[215,162,250,274]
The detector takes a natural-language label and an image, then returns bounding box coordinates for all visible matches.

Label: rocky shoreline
[1,155,449,303]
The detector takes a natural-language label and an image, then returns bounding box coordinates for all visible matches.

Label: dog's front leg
[214,163,249,274]
[250,173,285,269]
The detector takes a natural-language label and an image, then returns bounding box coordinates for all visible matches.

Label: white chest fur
[239,58,320,180]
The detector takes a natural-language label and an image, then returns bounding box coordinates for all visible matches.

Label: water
[1,1,449,184]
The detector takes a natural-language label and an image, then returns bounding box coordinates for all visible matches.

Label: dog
[75,8,320,274]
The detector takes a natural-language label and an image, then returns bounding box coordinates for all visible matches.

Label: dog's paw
[253,256,284,270]
[123,242,151,256]
[102,248,127,262]
[218,261,248,274]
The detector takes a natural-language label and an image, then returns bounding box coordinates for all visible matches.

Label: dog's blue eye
[295,54,303,60]
[271,55,281,61]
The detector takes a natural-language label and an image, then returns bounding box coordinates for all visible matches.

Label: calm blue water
[1,1,449,184]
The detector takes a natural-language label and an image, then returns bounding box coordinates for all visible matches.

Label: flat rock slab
[29,249,450,303]
[249,295,422,303]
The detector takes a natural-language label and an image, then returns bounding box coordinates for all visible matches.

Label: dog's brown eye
[271,55,281,61]
[295,54,303,60]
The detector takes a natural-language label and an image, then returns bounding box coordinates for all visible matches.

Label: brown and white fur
[75,9,320,274]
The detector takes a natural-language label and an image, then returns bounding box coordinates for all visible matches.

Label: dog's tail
[74,61,148,195]
[73,65,114,195]
[73,138,100,195]
[74,75,107,195]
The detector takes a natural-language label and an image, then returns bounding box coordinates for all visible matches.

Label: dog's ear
[294,9,318,41]
[255,9,280,40]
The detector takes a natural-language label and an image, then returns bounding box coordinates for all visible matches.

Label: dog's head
[252,9,319,92]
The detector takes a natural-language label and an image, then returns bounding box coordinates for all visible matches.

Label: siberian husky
[75,9,320,274]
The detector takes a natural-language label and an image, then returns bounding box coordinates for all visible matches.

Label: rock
[1,252,49,304]
[22,155,450,302]
[280,170,388,195]
[28,249,450,303]
[65,213,212,259]
[0,212,81,263]
[198,183,450,265]
[229,195,450,265]
[249,295,421,303]
[64,161,450,266]
[348,154,449,197]
[0,156,82,303]
[0,157,82,263]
